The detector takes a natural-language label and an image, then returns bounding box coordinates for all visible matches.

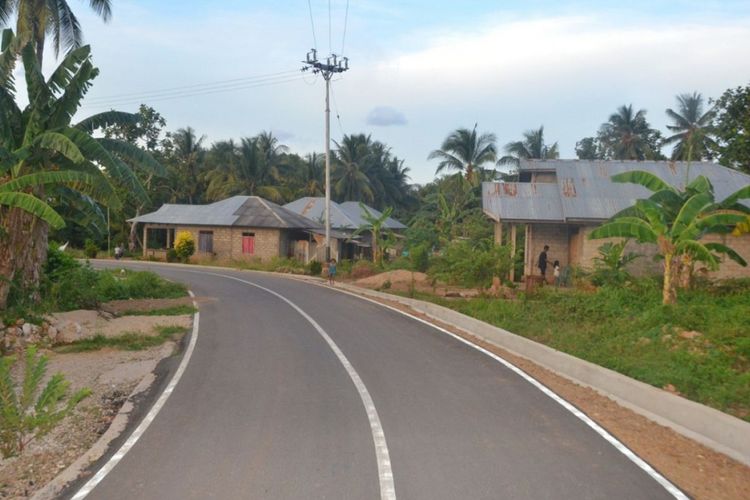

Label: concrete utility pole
[302,49,349,261]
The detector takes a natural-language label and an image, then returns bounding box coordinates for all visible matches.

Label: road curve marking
[325,284,689,500]
[198,271,397,500]
[71,291,201,500]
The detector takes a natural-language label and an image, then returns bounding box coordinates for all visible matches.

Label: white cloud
[365,106,407,126]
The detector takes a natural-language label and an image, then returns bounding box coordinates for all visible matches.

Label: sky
[28,0,750,184]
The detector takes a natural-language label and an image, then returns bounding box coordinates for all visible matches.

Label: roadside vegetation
[54,325,189,353]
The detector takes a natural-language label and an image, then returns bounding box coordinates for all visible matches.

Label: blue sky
[53,1,750,183]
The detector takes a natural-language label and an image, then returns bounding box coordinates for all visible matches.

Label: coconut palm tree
[168,127,205,203]
[333,133,374,202]
[598,105,662,160]
[498,125,559,168]
[0,0,112,63]
[350,203,395,266]
[0,31,161,307]
[300,152,324,197]
[663,92,717,161]
[589,171,749,304]
[428,125,497,184]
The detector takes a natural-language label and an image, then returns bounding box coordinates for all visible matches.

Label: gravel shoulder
[0,298,193,499]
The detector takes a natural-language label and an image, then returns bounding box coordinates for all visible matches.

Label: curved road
[74,263,680,499]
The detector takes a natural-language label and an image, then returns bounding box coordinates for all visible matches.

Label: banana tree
[0,29,163,308]
[350,203,395,266]
[589,171,749,304]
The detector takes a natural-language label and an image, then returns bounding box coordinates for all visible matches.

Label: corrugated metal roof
[130,196,322,229]
[283,197,406,230]
[485,160,750,222]
[482,182,564,222]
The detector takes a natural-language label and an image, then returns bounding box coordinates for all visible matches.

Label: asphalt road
[77,263,679,500]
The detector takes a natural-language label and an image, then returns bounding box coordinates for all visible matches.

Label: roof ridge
[255,196,287,226]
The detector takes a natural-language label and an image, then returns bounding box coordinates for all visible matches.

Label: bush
[429,240,513,288]
[83,239,98,259]
[166,248,179,263]
[307,260,323,276]
[174,231,195,263]
[46,265,101,310]
[44,244,81,281]
[0,346,91,458]
[591,241,639,287]
[410,243,430,272]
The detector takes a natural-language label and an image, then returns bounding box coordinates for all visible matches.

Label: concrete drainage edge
[328,280,750,467]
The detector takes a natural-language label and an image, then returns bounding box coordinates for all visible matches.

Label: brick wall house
[131,196,321,262]
[484,160,750,281]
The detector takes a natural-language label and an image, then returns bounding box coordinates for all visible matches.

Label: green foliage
[306,260,323,276]
[410,243,430,272]
[55,325,189,353]
[174,231,195,263]
[591,241,640,286]
[429,240,513,288]
[350,260,378,279]
[0,346,91,458]
[710,84,750,174]
[120,305,196,317]
[44,244,80,280]
[166,248,178,263]
[83,238,98,258]
[419,278,750,421]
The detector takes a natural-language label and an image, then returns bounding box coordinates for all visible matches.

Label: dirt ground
[366,293,750,500]
[354,269,483,297]
[0,303,191,499]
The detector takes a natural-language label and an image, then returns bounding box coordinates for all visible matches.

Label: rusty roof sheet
[283,197,406,230]
[485,160,750,222]
[482,182,564,222]
[130,196,322,229]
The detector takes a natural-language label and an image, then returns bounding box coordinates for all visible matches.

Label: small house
[482,160,750,281]
[130,196,322,262]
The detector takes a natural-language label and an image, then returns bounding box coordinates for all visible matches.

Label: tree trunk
[128,207,141,252]
[0,207,48,309]
[662,252,677,305]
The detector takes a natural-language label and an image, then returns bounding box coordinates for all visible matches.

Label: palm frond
[0,192,65,229]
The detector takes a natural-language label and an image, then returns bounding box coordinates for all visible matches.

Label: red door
[242,234,255,254]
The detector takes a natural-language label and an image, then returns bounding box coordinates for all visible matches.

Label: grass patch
[397,279,750,422]
[54,325,189,353]
[120,305,197,317]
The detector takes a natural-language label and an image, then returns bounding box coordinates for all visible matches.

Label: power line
[81,75,306,110]
[83,70,300,104]
[341,0,349,56]
[306,0,318,49]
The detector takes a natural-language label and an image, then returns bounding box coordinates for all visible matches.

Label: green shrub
[410,243,430,272]
[166,248,178,263]
[46,265,101,310]
[429,240,513,288]
[0,346,91,458]
[44,244,81,280]
[83,239,98,259]
[591,241,639,286]
[174,231,195,263]
[307,260,323,276]
[337,259,353,276]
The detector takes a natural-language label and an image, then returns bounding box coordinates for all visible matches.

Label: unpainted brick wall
[525,224,569,278]
[177,226,282,262]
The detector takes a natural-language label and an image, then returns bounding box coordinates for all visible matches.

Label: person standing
[538,245,549,281]
[328,258,337,286]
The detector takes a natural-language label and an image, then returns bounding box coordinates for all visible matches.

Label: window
[199,231,213,253]
[242,232,255,254]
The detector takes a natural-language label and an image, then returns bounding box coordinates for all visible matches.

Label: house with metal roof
[283,197,407,260]
[130,196,323,262]
[483,160,750,281]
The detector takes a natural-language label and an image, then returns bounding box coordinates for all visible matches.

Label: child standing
[553,260,561,287]
[328,258,337,286]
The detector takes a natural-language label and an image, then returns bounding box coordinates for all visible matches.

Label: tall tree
[710,84,750,174]
[499,125,559,168]
[0,31,161,307]
[575,137,605,160]
[598,104,664,160]
[333,133,374,202]
[0,0,112,64]
[663,92,716,161]
[428,125,497,184]
[164,127,205,203]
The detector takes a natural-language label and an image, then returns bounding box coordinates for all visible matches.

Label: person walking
[538,245,549,282]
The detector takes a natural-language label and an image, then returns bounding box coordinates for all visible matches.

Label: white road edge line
[325,284,688,500]
[70,291,201,500]
[199,272,397,500]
